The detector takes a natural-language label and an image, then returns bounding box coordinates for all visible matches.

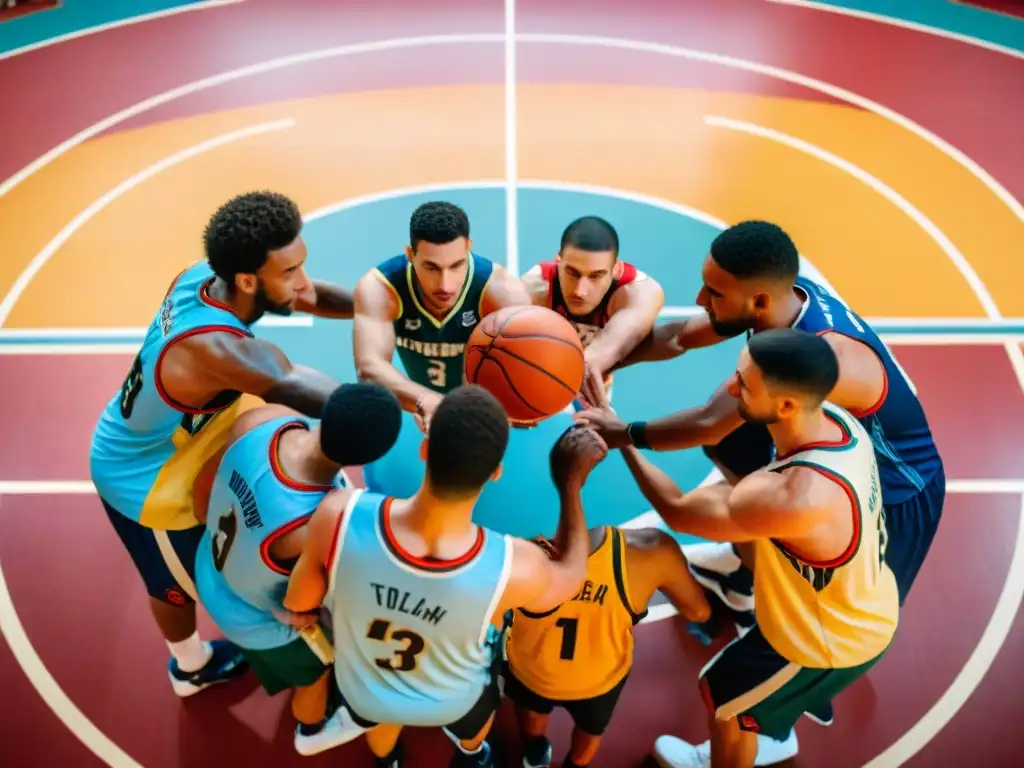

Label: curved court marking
[0,558,142,768]
[764,0,1024,60]
[0,0,246,63]
[0,34,504,203]
[0,118,296,327]
[703,115,993,316]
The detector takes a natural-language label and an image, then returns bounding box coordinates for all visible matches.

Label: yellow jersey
[505,527,646,700]
[754,403,899,669]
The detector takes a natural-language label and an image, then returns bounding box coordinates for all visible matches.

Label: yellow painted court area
[2,84,1020,327]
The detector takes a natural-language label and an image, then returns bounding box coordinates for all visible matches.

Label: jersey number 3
[212,508,238,572]
[367,618,426,672]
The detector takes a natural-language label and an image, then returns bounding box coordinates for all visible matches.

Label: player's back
[505,526,646,700]
[196,416,339,625]
[90,262,255,530]
[329,489,511,727]
[373,252,494,394]
[755,402,899,668]
[793,276,942,503]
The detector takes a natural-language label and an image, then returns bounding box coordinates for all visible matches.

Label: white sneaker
[294,706,368,756]
[652,731,798,768]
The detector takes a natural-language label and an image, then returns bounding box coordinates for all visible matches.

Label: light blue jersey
[194,416,341,651]
[329,489,511,727]
[89,261,254,530]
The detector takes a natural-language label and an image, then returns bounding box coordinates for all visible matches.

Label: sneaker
[804,701,834,726]
[294,706,368,756]
[167,638,248,697]
[653,731,798,768]
[450,741,494,767]
[523,735,552,767]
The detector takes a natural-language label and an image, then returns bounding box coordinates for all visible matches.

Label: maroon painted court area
[1,341,1023,767]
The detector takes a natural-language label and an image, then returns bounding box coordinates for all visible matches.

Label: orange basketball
[464,305,586,424]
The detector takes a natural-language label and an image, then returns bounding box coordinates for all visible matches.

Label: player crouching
[503,526,710,767]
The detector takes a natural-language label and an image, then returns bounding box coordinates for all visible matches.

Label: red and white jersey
[538,260,641,347]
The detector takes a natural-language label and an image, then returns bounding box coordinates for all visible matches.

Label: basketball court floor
[1,1,1023,766]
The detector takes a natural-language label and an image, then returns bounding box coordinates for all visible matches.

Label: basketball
[464,306,586,424]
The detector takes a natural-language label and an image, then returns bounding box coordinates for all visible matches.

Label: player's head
[318,383,403,466]
[697,221,800,337]
[556,216,620,315]
[729,328,839,425]
[204,191,311,318]
[405,201,473,314]
[422,386,510,502]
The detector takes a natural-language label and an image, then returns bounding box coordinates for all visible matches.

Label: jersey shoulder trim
[611,527,648,624]
[153,324,253,415]
[379,497,486,573]
[268,421,336,493]
[773,409,857,462]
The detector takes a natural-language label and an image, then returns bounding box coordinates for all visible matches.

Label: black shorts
[501,662,628,737]
[883,467,946,604]
[102,497,204,605]
[337,655,503,741]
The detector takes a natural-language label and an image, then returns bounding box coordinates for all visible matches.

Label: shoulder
[521,263,553,305]
[622,526,675,553]
[775,464,850,512]
[608,263,664,312]
[232,404,299,437]
[355,268,401,318]
[374,254,409,282]
[481,263,532,311]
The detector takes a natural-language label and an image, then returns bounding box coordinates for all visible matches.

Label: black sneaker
[167,638,248,697]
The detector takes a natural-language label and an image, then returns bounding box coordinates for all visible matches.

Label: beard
[253,282,294,319]
[737,400,779,425]
[707,313,756,338]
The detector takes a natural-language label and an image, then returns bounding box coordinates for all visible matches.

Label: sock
[166,632,213,673]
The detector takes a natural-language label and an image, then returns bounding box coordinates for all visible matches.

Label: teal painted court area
[257,185,747,542]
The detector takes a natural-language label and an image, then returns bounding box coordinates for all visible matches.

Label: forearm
[586,328,649,375]
[547,482,590,597]
[356,357,436,412]
[638,406,726,451]
[262,364,338,418]
[307,281,355,319]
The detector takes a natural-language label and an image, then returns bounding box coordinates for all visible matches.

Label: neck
[207,277,261,324]
[755,285,805,332]
[284,430,340,486]
[767,406,835,458]
[402,484,477,541]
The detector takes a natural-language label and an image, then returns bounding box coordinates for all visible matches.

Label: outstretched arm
[294,280,355,319]
[584,276,665,377]
[480,264,533,315]
[614,313,727,370]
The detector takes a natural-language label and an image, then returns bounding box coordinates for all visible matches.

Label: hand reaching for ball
[550,424,609,490]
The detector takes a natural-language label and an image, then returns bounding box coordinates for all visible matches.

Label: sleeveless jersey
[754,403,899,669]
[89,262,254,530]
[791,276,942,504]
[328,490,512,727]
[506,527,646,700]
[373,252,494,394]
[197,417,340,624]
[538,260,640,347]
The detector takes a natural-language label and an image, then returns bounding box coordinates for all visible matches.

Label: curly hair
[426,385,510,499]
[710,220,799,282]
[409,201,470,252]
[204,191,303,280]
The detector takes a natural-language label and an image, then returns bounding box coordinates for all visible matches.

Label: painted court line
[0,0,245,62]
[763,0,1024,61]
[504,0,520,276]
[0,118,297,328]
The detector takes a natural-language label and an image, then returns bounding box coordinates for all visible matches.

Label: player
[89,191,354,697]
[503,525,710,768]
[588,220,944,610]
[282,386,609,768]
[608,329,899,768]
[353,200,531,432]
[523,215,664,400]
[192,383,402,755]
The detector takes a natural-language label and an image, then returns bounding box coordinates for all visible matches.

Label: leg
[366,724,404,766]
[561,673,629,767]
[444,660,503,767]
[503,662,556,767]
[101,499,247,695]
[883,468,946,605]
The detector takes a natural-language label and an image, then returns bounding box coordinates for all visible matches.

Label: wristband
[626,421,652,450]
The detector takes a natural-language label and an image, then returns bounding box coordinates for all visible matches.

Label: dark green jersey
[374,252,495,393]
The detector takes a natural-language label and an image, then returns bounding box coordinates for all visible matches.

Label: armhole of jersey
[324,488,363,605]
[153,325,252,415]
[371,268,404,319]
[772,461,863,571]
[479,534,515,645]
[477,267,494,318]
[816,329,889,418]
[611,529,648,625]
[260,512,314,576]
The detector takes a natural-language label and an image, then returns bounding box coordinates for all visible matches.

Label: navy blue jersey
[791,276,942,504]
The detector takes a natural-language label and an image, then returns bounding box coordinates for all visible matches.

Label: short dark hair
[747,328,839,406]
[710,221,799,282]
[560,216,619,256]
[319,383,402,466]
[204,191,303,281]
[409,201,470,251]
[426,386,510,499]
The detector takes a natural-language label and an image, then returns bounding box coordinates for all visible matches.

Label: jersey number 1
[555,617,579,661]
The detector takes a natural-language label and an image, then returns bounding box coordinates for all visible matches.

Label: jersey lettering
[366,618,428,672]
[371,582,447,625]
[119,354,144,419]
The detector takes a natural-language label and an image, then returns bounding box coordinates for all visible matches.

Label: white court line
[0,315,310,339]
[504,0,520,276]
[0,0,245,62]
[0,344,140,356]
[883,333,1024,346]
[0,118,296,327]
[764,0,1024,61]
[704,115,1000,320]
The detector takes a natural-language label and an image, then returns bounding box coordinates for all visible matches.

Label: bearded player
[523,215,664,403]
[90,191,353,697]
